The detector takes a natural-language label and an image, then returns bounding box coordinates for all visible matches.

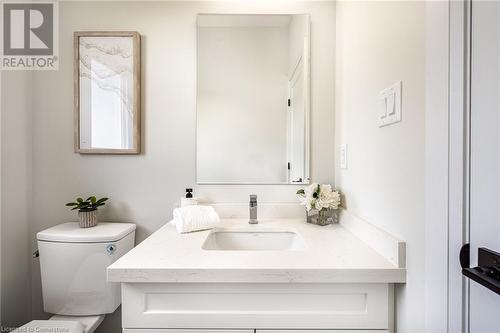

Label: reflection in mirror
[196,14,310,184]
[75,32,141,154]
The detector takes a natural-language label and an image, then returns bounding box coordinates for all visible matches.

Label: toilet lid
[37,222,136,243]
[13,320,83,333]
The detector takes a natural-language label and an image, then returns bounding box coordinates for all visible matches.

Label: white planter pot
[78,209,97,228]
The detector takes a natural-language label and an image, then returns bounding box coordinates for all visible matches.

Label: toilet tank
[37,222,136,316]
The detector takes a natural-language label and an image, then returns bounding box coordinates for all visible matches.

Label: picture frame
[74,31,141,154]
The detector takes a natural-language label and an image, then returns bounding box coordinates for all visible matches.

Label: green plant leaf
[89,196,97,204]
[76,197,83,203]
[296,189,305,195]
[65,202,78,206]
[96,197,108,204]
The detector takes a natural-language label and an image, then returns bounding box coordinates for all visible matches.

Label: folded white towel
[172,205,221,233]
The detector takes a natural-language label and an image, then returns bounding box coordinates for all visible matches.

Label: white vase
[78,209,97,228]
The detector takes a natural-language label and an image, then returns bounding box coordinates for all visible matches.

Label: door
[287,56,306,183]
[469,1,500,332]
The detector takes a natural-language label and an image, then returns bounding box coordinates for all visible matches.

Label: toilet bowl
[13,315,104,333]
[15,222,136,333]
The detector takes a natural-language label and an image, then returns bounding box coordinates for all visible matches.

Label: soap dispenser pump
[185,188,193,198]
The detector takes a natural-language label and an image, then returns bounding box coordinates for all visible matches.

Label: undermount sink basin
[202,227,306,251]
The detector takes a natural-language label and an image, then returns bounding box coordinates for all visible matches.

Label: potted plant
[297,183,341,226]
[66,196,108,228]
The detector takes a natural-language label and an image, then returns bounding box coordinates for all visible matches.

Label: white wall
[335,1,425,332]
[1,71,33,328]
[28,1,335,331]
[197,26,289,183]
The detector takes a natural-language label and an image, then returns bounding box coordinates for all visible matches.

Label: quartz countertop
[107,219,406,283]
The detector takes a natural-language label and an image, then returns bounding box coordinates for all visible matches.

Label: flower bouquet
[297,183,341,226]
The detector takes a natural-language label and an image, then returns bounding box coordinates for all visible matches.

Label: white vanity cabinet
[123,331,253,333]
[123,330,387,332]
[257,331,386,333]
[109,218,405,333]
[121,283,394,332]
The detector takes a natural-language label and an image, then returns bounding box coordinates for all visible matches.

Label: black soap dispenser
[181,188,197,207]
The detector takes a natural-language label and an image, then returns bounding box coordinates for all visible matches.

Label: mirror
[74,31,141,154]
[196,14,310,184]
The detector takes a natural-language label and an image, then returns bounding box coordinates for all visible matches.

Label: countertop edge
[107,267,407,284]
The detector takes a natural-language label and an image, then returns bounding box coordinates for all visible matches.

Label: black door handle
[461,245,500,295]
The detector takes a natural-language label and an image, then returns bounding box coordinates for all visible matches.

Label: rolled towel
[173,205,221,233]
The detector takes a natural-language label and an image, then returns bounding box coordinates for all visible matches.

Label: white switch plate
[378,81,402,127]
[340,144,348,169]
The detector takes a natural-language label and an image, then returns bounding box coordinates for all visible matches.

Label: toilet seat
[13,315,104,333]
[51,314,105,333]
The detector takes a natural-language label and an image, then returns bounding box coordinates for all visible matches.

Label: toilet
[14,222,136,333]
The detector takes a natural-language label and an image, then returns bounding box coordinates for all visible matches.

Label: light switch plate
[340,144,348,169]
[378,81,402,127]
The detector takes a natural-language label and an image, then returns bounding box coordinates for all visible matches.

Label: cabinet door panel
[124,330,253,333]
[257,331,388,333]
[123,283,390,329]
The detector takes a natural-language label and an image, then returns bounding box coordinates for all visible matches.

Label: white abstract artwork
[78,36,135,150]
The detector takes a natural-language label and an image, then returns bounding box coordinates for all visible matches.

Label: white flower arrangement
[296,183,341,212]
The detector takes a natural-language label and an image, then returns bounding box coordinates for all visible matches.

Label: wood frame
[74,31,141,154]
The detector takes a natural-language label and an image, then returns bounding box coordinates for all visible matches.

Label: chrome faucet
[249,194,258,224]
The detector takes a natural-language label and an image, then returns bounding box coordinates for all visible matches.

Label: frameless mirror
[196,14,311,184]
[75,31,141,154]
